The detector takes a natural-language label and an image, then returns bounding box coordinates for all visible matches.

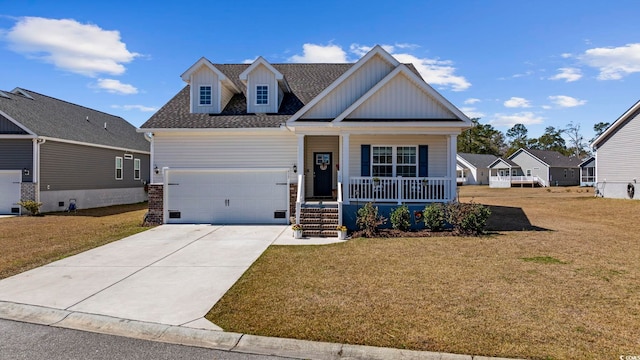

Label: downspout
[34,137,46,203]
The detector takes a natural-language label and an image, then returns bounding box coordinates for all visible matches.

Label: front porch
[293,133,459,230]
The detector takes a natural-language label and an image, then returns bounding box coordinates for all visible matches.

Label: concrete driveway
[0,225,288,330]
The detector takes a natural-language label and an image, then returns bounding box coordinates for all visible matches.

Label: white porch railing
[457,176,467,184]
[348,176,453,203]
[295,174,304,225]
[490,175,546,187]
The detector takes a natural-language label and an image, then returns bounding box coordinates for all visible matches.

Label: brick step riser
[300,219,339,224]
[302,230,339,238]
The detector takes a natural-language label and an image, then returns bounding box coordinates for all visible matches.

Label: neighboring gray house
[0,88,150,214]
[489,148,580,187]
[591,99,640,199]
[579,156,595,187]
[456,153,498,185]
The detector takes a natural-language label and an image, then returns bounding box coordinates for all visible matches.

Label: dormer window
[256,85,268,105]
[199,86,212,106]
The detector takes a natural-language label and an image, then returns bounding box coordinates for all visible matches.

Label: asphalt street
[0,319,291,360]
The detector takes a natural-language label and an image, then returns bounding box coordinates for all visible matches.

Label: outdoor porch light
[154,165,159,174]
[23,168,29,176]
[293,164,297,173]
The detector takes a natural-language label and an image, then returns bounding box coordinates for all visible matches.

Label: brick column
[145,184,164,225]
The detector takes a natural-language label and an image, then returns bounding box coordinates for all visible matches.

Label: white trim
[332,64,471,124]
[198,85,213,106]
[180,57,240,93]
[134,158,141,180]
[287,45,400,123]
[137,127,287,134]
[0,134,37,139]
[124,154,134,160]
[455,155,478,172]
[0,110,37,135]
[115,156,123,180]
[239,57,284,81]
[508,148,550,167]
[255,84,269,106]
[38,136,150,154]
[371,145,418,178]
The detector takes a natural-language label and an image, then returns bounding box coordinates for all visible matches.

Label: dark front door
[313,152,332,197]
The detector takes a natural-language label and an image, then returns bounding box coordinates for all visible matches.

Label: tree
[591,121,610,142]
[565,121,588,158]
[505,123,530,156]
[457,118,506,156]
[535,126,567,154]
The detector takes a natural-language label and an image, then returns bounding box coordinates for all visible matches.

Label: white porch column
[296,134,305,177]
[449,134,457,202]
[341,133,350,204]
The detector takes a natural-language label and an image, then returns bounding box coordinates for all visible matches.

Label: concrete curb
[0,301,522,360]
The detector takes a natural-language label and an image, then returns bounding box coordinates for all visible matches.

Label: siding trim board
[39,136,150,154]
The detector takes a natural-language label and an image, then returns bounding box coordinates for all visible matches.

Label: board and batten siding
[304,54,395,119]
[304,136,339,196]
[0,115,28,134]
[40,141,150,191]
[348,135,449,178]
[191,66,219,113]
[152,131,297,183]
[597,111,640,183]
[510,152,548,182]
[246,64,278,113]
[346,74,456,119]
[0,139,33,182]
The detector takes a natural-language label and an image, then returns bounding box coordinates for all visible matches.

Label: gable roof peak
[181,57,226,82]
[239,56,284,81]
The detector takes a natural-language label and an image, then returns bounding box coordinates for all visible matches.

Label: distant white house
[456,153,497,185]
[488,148,580,188]
[592,99,640,200]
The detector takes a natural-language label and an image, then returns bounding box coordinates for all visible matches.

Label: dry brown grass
[0,203,150,279]
[207,186,640,360]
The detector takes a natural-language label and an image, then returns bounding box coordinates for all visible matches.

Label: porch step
[299,206,340,238]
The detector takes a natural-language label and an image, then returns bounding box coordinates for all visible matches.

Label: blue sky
[1,0,639,141]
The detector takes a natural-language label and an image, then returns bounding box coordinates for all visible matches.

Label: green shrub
[356,202,387,237]
[18,200,43,216]
[390,204,411,231]
[447,202,491,235]
[423,203,446,231]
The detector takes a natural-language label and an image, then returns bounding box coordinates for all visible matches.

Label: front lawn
[207,187,640,360]
[0,203,150,279]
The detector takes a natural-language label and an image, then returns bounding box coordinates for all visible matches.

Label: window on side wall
[115,157,123,180]
[371,145,417,177]
[526,169,532,176]
[134,158,141,180]
[256,85,268,105]
[199,86,212,105]
[564,169,568,178]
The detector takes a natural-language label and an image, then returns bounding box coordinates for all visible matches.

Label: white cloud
[561,53,573,58]
[548,95,587,107]
[504,97,531,108]
[490,112,544,127]
[96,79,138,94]
[580,43,640,80]
[288,43,348,63]
[549,67,582,82]
[392,52,471,91]
[464,98,481,104]
[4,17,139,77]
[242,57,257,64]
[111,104,157,112]
[460,107,485,119]
[290,42,471,91]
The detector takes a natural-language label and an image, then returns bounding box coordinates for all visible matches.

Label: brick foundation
[145,184,164,225]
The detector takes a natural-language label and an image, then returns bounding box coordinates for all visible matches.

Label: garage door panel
[166,170,288,224]
[0,171,21,215]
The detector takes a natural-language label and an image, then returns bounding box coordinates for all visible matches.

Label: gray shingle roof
[521,149,580,168]
[489,157,520,168]
[0,88,149,152]
[141,62,424,129]
[458,153,499,169]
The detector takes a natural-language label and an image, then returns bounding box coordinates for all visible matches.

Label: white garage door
[165,169,289,224]
[0,171,21,215]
